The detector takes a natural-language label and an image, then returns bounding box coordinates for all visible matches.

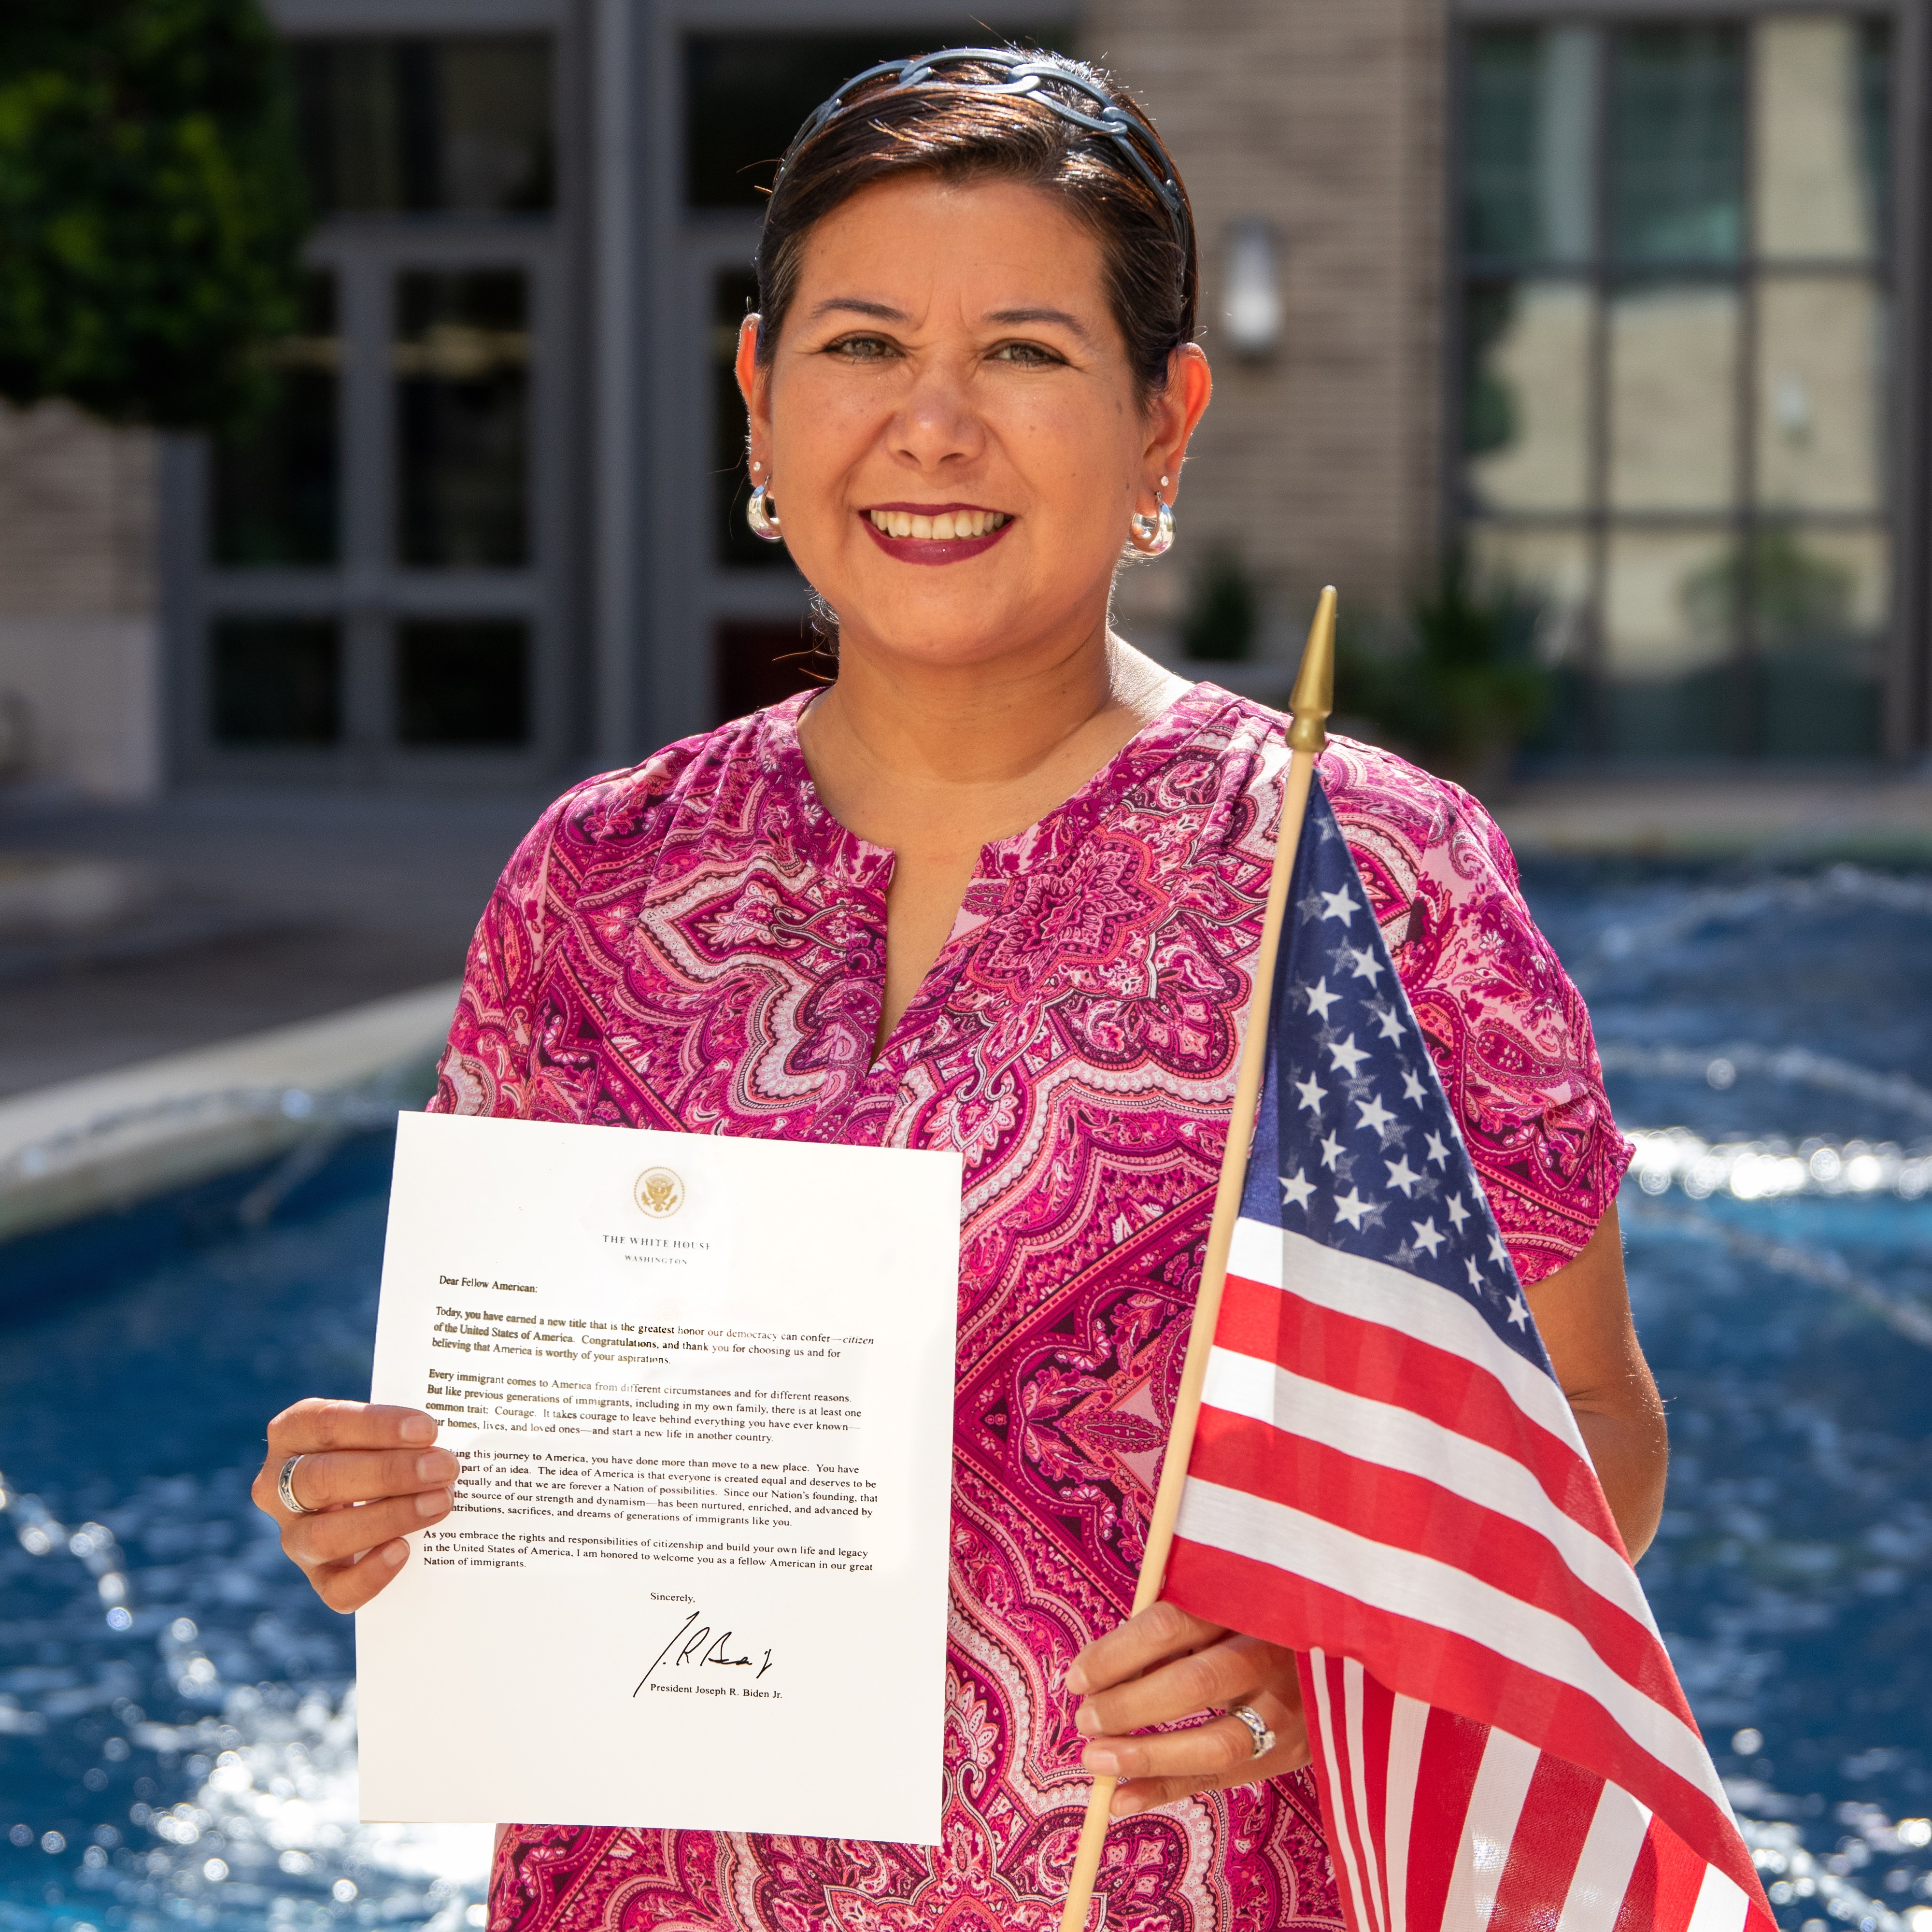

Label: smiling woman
[740,169,1191,635]
[249,46,1657,1932]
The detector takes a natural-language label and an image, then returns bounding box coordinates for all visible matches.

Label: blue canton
[1237,781,1552,1374]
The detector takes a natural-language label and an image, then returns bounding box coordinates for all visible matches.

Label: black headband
[779,46,1192,263]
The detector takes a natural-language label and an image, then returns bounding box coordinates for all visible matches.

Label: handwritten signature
[634,1610,775,1696]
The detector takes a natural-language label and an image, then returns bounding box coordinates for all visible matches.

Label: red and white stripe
[1164,1220,1774,1931]
[1303,1652,1764,1932]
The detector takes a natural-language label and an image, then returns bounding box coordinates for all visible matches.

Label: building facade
[0,0,1925,797]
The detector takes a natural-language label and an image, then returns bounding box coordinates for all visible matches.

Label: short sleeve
[428,793,571,1121]
[426,731,724,1123]
[1323,739,1632,1285]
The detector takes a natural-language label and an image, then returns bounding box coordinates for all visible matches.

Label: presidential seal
[634,1166,685,1219]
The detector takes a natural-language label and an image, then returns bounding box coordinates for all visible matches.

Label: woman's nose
[888,364,985,469]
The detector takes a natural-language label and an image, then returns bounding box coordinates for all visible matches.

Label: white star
[1355,1094,1396,1136]
[1281,1169,1316,1211]
[1506,1294,1531,1330]
[1303,978,1341,1021]
[1385,1154,1421,1197]
[1326,1034,1368,1078]
[1319,1131,1346,1171]
[1371,1003,1405,1042]
[1489,1233,1511,1267]
[1424,1131,1450,1169]
[1294,1072,1327,1115]
[1445,1191,1470,1230]
[1466,1256,1485,1290]
[1319,886,1360,925]
[1402,1068,1428,1105]
[1345,945,1386,987]
[1410,1216,1444,1257]
[1334,1188,1373,1230]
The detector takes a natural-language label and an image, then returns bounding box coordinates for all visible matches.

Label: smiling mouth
[865,508,1011,540]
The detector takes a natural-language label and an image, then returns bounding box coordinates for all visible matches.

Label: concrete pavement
[0,785,548,1098]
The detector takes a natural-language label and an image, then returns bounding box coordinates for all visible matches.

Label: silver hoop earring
[746,482,783,542]
[1130,498,1176,557]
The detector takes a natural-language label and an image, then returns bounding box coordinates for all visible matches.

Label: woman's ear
[1147,342,1213,485]
[736,314,772,466]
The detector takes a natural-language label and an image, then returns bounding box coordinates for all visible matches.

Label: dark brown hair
[753,50,1198,406]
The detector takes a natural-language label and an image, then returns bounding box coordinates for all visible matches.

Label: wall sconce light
[1222,218,1283,359]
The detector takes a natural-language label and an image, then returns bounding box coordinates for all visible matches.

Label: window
[1459,16,1892,758]
[293,37,554,215]
[211,273,340,566]
[683,30,1075,210]
[395,270,531,568]
[715,621,822,722]
[685,35,907,210]
[211,619,342,746]
[397,620,529,745]
[188,29,559,778]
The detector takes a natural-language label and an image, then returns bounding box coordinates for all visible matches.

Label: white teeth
[868,509,1009,540]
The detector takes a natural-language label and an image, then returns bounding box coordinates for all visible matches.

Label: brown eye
[989,341,1061,368]
[829,335,895,361]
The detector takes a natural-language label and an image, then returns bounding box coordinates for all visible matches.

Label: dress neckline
[754,679,1244,888]
[752,677,1250,1079]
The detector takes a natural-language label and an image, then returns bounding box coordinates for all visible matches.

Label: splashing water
[0,1135,491,1932]
[1527,854,1932,1932]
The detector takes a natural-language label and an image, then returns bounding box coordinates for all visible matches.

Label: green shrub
[1335,553,1550,779]
[0,0,308,431]
[1180,549,1259,663]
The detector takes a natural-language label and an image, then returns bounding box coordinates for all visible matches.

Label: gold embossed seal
[634,1167,685,1219]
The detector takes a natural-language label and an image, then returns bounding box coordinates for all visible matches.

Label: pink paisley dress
[433,682,1630,1932]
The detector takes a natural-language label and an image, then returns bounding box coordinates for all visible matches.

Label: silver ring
[277,1454,315,1516]
[1228,1703,1275,1761]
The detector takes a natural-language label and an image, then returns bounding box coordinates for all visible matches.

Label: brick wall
[1085,0,1449,674]
[0,401,163,799]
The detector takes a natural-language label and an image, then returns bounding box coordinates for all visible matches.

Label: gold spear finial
[1286,585,1336,754]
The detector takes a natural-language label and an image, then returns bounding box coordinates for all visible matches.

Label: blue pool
[2,857,1930,1932]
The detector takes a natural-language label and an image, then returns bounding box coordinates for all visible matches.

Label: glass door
[171,30,572,781]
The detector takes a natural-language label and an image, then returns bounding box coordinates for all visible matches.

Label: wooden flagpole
[1057,586,1336,1932]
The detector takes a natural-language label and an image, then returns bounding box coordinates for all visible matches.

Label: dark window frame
[1447,2,1921,761]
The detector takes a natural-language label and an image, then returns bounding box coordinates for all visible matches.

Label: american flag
[1163,780,1773,1932]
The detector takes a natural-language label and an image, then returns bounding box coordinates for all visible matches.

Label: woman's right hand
[250,1399,459,1612]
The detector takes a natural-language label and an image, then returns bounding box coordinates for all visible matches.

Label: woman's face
[737,173,1210,675]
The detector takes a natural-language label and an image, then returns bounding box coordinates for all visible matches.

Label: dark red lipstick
[859,503,1015,568]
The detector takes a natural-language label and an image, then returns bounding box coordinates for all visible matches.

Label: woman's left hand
[1065,1600,1310,1816]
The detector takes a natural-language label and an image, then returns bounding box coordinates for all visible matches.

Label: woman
[252,49,1663,1932]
